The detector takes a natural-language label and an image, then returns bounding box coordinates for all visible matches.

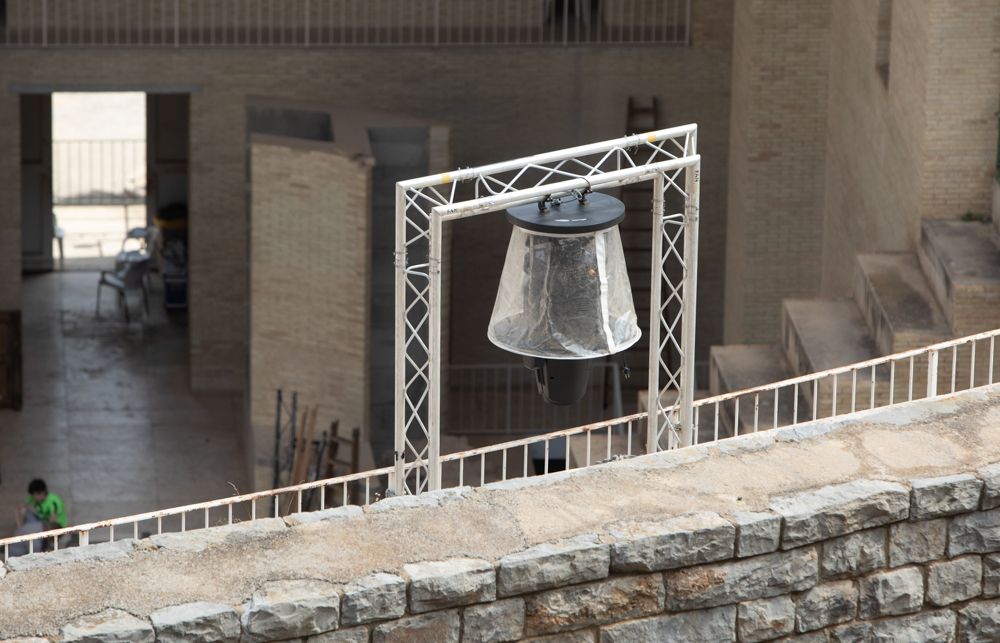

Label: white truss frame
[394,124,701,494]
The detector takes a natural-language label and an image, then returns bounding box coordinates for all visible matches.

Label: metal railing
[3,327,999,560]
[52,139,146,206]
[444,362,623,436]
[0,0,689,48]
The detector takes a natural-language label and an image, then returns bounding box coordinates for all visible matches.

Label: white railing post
[428,210,443,491]
[646,173,664,454]
[678,154,700,447]
[927,349,939,398]
[393,183,407,495]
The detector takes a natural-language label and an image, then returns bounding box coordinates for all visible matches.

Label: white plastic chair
[96,253,150,323]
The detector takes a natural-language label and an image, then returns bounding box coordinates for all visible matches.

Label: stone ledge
[284,505,365,527]
[609,512,734,573]
[5,539,136,573]
[402,558,496,613]
[149,518,287,553]
[61,608,154,643]
[770,479,910,548]
[910,474,983,519]
[498,535,609,597]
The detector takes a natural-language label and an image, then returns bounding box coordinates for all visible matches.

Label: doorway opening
[51,93,147,271]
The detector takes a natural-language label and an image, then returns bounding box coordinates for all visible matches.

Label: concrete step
[781,299,880,375]
[917,219,1000,336]
[708,344,796,437]
[853,253,951,355]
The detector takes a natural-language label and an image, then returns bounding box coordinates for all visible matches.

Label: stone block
[830,622,872,642]
[284,505,364,526]
[950,509,1000,556]
[462,598,525,643]
[150,602,240,643]
[889,519,947,566]
[795,580,857,632]
[859,566,924,618]
[927,555,983,606]
[373,611,459,643]
[341,572,407,625]
[737,596,794,642]
[770,480,910,548]
[731,511,781,558]
[821,528,887,577]
[525,574,664,636]
[871,610,956,642]
[608,512,734,572]
[242,578,341,641]
[979,463,1000,510]
[984,554,1000,597]
[307,628,369,643]
[368,487,470,513]
[149,518,286,553]
[404,558,496,613]
[910,474,983,519]
[666,547,818,610]
[6,540,135,572]
[523,632,595,643]
[598,605,736,642]
[958,599,1000,643]
[776,633,825,643]
[498,535,609,596]
[61,608,154,642]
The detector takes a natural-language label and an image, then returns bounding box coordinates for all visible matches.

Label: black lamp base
[522,356,592,406]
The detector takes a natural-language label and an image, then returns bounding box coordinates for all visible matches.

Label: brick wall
[722,0,831,344]
[820,0,1000,296]
[248,136,371,490]
[0,6,733,391]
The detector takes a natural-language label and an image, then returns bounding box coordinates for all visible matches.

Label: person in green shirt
[15,478,68,531]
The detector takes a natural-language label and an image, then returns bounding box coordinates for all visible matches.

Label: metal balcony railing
[5,326,998,561]
[444,362,623,436]
[0,0,689,48]
[52,139,146,206]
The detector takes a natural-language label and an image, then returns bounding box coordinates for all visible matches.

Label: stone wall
[4,386,1000,641]
[248,136,372,490]
[22,471,1000,642]
[0,0,734,391]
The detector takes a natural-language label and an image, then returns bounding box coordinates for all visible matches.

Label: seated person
[15,478,67,532]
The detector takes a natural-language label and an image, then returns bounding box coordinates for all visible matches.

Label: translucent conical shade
[488,226,641,359]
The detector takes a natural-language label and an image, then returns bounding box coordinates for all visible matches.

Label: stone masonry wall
[0,0,733,390]
[7,382,1000,641]
[10,462,1000,641]
[248,137,371,490]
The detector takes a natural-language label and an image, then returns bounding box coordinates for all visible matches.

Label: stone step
[917,219,1000,336]
[853,253,951,355]
[708,344,796,438]
[781,299,880,376]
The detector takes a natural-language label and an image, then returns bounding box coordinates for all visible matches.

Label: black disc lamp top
[506,191,626,235]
